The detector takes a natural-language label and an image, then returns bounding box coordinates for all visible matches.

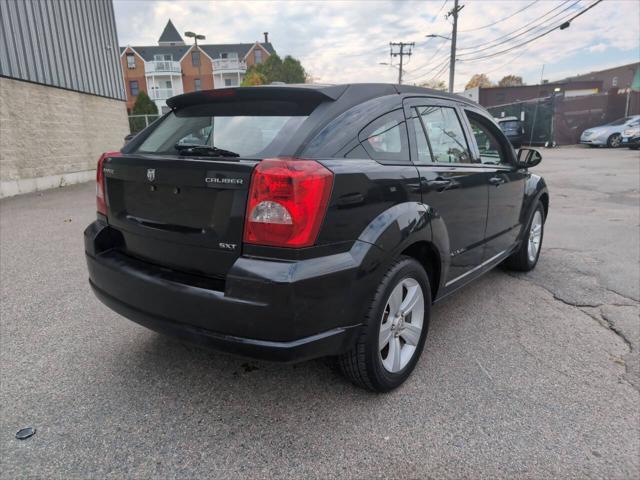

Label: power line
[457,0,603,62]
[404,41,449,79]
[457,0,580,55]
[457,0,575,51]
[409,55,451,85]
[459,0,540,32]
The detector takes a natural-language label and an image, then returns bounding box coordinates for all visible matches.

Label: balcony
[148,87,182,100]
[212,58,247,73]
[145,60,181,74]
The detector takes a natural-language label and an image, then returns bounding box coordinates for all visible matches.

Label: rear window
[135,111,308,158]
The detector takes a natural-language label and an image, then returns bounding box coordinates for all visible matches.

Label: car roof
[167,83,480,111]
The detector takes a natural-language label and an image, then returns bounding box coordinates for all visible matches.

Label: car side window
[359,109,409,162]
[414,106,470,164]
[465,111,511,166]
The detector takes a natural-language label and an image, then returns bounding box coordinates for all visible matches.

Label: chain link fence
[128,114,160,134]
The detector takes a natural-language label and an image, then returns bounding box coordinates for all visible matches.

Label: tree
[241,53,307,86]
[419,79,447,91]
[464,73,493,90]
[132,90,158,115]
[498,75,524,87]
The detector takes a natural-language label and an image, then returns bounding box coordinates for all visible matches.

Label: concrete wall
[0,77,129,198]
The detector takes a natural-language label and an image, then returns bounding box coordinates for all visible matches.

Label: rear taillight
[243,158,334,248]
[96,151,121,216]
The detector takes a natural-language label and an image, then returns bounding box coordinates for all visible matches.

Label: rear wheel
[607,133,622,148]
[339,256,431,392]
[503,202,545,272]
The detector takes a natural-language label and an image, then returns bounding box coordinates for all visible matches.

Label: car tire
[338,256,431,392]
[630,145,639,150]
[607,133,622,148]
[503,201,545,272]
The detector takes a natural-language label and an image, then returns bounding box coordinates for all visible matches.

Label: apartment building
[120,20,275,113]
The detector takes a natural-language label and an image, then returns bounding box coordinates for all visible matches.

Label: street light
[184,31,206,83]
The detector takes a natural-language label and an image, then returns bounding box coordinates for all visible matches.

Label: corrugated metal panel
[0,0,125,100]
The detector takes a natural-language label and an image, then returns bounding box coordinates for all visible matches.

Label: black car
[497,116,525,148]
[85,84,549,392]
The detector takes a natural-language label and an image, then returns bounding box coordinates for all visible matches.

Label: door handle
[428,177,458,192]
[489,176,506,186]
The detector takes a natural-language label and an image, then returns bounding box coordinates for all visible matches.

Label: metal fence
[128,114,160,133]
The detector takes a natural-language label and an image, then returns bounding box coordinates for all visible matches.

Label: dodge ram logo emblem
[146,169,156,182]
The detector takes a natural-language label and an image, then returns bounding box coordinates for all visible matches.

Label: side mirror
[516,147,542,168]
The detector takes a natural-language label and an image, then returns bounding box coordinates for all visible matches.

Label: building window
[126,53,135,69]
[195,78,201,91]
[154,54,172,61]
[221,52,228,59]
[129,80,139,96]
[224,78,233,87]
[191,51,200,67]
[255,49,263,64]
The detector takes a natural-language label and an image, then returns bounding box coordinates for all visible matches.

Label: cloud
[589,43,608,53]
[113,0,640,90]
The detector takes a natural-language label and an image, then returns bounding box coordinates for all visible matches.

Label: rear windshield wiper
[174,144,240,158]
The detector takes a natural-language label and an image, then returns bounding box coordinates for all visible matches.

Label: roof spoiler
[167,85,348,110]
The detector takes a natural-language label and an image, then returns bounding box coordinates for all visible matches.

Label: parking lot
[1,146,638,478]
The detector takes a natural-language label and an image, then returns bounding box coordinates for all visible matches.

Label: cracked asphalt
[1,146,639,479]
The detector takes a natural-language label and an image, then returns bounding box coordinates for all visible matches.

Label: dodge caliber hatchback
[85,84,549,392]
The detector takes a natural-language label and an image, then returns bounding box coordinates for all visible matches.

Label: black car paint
[85,84,548,362]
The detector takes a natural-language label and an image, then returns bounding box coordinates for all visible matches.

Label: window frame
[464,107,517,168]
[126,53,135,69]
[191,50,200,67]
[129,80,139,97]
[403,97,473,167]
[357,108,412,165]
[403,96,515,170]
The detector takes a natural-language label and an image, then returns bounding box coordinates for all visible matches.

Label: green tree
[241,53,307,86]
[132,90,158,115]
[498,75,524,87]
[464,73,493,90]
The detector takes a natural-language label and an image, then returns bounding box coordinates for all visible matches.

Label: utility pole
[446,0,464,93]
[389,42,414,84]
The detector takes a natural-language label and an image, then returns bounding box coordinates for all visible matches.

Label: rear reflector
[243,158,334,248]
[96,151,121,216]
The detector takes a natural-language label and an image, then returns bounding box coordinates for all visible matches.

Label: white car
[580,115,640,148]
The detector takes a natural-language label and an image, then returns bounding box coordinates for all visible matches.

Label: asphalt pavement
[1,146,638,479]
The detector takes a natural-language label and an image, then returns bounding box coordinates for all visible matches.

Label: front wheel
[503,201,545,272]
[607,133,622,148]
[339,256,431,392]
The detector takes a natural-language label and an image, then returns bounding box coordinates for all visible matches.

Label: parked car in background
[85,84,549,392]
[496,116,525,148]
[621,120,640,150]
[580,115,640,148]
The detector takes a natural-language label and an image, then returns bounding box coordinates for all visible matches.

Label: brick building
[121,20,276,113]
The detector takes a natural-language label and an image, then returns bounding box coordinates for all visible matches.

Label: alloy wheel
[528,210,543,263]
[378,277,425,373]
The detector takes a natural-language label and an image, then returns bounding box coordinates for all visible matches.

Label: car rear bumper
[85,221,366,362]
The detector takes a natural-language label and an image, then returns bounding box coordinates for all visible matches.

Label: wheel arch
[400,241,442,301]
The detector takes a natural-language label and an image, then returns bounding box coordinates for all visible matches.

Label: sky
[113,0,640,91]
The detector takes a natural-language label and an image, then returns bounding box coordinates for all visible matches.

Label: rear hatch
[103,86,343,278]
[104,155,254,278]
